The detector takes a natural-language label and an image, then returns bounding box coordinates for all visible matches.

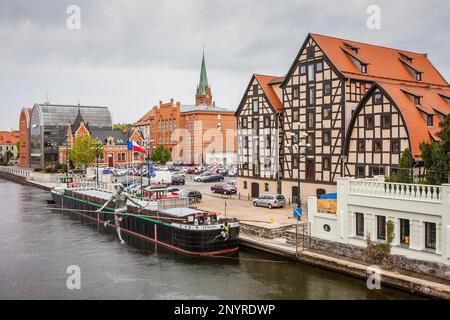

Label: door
[108,153,113,167]
[306,159,315,181]
[251,182,259,198]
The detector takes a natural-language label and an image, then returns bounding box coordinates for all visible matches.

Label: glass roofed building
[29,103,112,168]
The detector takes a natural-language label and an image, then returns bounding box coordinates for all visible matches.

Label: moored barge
[51,187,239,255]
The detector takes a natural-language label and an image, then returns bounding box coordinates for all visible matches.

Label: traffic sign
[293,208,302,219]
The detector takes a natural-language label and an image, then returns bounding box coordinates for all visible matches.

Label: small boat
[51,186,239,255]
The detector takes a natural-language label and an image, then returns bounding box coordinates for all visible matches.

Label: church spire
[195,47,213,106]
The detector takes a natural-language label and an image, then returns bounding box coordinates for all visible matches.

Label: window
[307,112,315,129]
[374,92,383,104]
[371,166,385,177]
[425,222,436,250]
[323,105,331,119]
[323,157,331,170]
[323,130,331,145]
[356,166,365,177]
[361,64,367,74]
[400,219,410,245]
[416,72,422,81]
[243,181,247,189]
[381,114,391,129]
[292,108,299,122]
[264,183,269,192]
[292,132,299,144]
[265,135,271,149]
[244,136,249,148]
[253,85,258,95]
[316,61,323,71]
[306,47,315,59]
[414,96,420,104]
[264,158,271,169]
[293,87,299,99]
[306,134,314,152]
[427,115,433,126]
[307,64,315,81]
[391,139,400,153]
[324,82,331,95]
[308,87,315,107]
[253,118,259,130]
[355,213,364,237]
[242,117,248,128]
[377,216,386,240]
[373,139,382,152]
[292,156,299,169]
[300,65,306,74]
[365,115,374,129]
[357,139,365,152]
[252,100,259,112]
[264,116,270,127]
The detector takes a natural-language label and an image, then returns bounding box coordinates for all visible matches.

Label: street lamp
[92,138,102,189]
[291,131,309,209]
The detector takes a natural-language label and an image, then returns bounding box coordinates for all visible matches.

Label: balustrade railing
[348,179,442,202]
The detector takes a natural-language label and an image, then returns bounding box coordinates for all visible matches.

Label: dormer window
[399,52,413,63]
[416,72,422,81]
[361,64,367,74]
[344,42,359,54]
[414,96,421,104]
[427,115,433,126]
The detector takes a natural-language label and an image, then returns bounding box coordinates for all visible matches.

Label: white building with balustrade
[308,176,450,265]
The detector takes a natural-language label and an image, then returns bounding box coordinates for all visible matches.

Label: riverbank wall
[240,223,450,299]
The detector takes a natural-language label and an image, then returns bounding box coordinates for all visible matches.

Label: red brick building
[134,52,237,164]
[18,108,32,167]
[59,109,145,168]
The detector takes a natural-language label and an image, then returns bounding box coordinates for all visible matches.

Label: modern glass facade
[29,103,112,168]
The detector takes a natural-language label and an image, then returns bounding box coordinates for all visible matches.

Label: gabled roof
[310,33,448,86]
[0,131,20,145]
[134,109,154,126]
[254,74,283,112]
[369,82,449,159]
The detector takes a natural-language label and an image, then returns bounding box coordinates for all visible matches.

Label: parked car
[201,174,224,183]
[193,172,213,182]
[186,167,196,174]
[227,168,237,177]
[253,194,286,209]
[211,184,237,195]
[227,180,237,187]
[171,175,185,185]
[180,190,202,203]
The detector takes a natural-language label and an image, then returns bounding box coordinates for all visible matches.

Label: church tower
[195,50,214,106]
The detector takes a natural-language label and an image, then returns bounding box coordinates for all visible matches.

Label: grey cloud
[0,0,448,129]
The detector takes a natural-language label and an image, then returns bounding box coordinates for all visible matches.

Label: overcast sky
[0,0,448,130]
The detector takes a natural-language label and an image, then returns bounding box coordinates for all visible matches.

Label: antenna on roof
[45,91,50,105]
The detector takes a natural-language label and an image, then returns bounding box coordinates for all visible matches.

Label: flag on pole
[129,140,147,154]
[149,164,156,178]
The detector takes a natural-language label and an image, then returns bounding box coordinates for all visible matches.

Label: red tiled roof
[134,109,153,126]
[0,131,20,145]
[379,82,450,159]
[254,74,283,112]
[311,33,448,86]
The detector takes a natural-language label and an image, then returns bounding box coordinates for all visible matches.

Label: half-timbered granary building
[236,74,284,198]
[236,33,449,204]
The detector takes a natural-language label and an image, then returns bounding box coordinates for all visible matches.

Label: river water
[0,179,420,299]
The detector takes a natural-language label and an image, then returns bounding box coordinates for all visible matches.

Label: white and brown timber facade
[236,33,449,203]
[236,74,283,198]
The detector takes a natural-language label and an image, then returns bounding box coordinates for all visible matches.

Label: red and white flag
[132,141,147,154]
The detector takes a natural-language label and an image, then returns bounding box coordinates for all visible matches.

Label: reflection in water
[0,179,421,300]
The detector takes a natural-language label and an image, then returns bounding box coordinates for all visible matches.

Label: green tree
[68,136,104,169]
[113,123,132,132]
[391,148,413,183]
[419,115,450,185]
[151,145,171,164]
